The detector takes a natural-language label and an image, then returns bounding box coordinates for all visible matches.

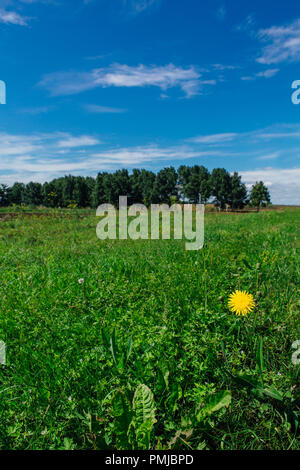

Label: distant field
[0,207,299,450]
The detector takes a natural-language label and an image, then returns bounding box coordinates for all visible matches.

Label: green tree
[113,169,131,206]
[61,175,76,207]
[85,177,95,207]
[73,176,91,207]
[229,172,248,209]
[0,184,9,206]
[178,165,192,201]
[130,169,143,204]
[9,182,25,205]
[249,181,271,211]
[92,172,107,208]
[129,169,156,206]
[210,168,232,209]
[187,166,211,203]
[100,170,131,207]
[152,167,178,204]
[42,181,59,207]
[24,182,43,206]
[140,170,156,206]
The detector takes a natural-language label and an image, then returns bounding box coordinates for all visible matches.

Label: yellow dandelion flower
[228,290,255,316]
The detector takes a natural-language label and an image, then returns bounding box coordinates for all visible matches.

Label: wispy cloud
[39,63,215,98]
[254,123,300,140]
[1,126,300,204]
[257,18,300,64]
[187,133,238,144]
[241,68,279,81]
[0,131,223,185]
[90,146,221,166]
[189,124,300,145]
[0,132,40,156]
[256,151,280,161]
[212,64,238,71]
[236,14,256,34]
[84,104,127,114]
[18,105,55,115]
[0,9,28,25]
[57,135,101,148]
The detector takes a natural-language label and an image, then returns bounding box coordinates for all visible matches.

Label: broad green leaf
[233,373,283,401]
[130,384,156,450]
[196,390,231,422]
[233,373,261,389]
[254,385,283,401]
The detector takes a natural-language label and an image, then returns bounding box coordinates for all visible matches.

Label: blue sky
[0,0,300,204]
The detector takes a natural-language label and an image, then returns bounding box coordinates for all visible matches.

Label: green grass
[0,208,299,450]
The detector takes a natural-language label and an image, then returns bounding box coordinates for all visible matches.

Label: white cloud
[256,68,279,78]
[254,124,300,140]
[84,104,127,114]
[257,18,300,64]
[1,127,300,204]
[90,146,221,165]
[0,9,28,25]
[57,135,101,148]
[256,151,280,161]
[0,132,41,156]
[39,63,214,98]
[240,168,300,205]
[212,64,238,71]
[187,133,238,144]
[190,124,300,144]
[18,105,55,115]
[241,68,279,81]
[0,131,223,184]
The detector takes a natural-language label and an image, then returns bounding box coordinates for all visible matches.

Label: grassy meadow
[0,207,299,450]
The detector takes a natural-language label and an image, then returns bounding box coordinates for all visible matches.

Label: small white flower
[41,430,46,436]
[78,278,84,285]
[68,396,72,401]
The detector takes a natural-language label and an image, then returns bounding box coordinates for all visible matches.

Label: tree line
[0,166,271,210]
